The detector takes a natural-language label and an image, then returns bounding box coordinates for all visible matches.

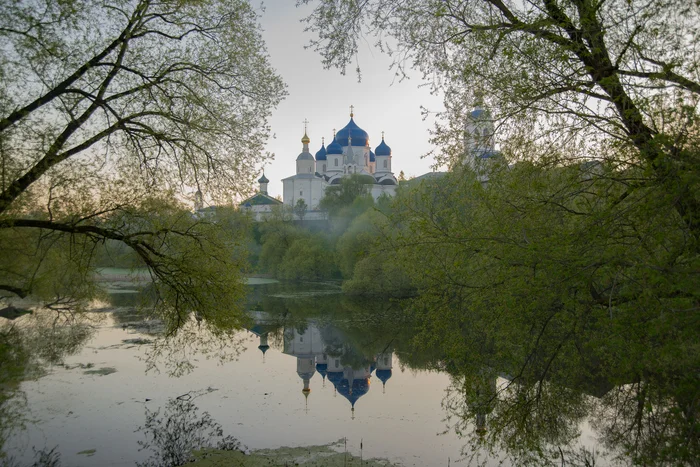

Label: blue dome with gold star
[335,118,369,147]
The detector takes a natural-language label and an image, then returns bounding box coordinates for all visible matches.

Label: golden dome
[301,133,310,144]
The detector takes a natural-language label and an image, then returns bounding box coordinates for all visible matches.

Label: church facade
[282,110,398,209]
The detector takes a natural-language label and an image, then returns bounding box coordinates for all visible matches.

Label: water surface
[4,281,487,466]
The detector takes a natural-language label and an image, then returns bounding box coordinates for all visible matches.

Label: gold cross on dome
[350,105,354,117]
[302,118,309,133]
[381,130,385,139]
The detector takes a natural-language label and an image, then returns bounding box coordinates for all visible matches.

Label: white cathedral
[281,109,398,209]
[237,101,500,218]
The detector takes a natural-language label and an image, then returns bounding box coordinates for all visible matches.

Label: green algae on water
[190,440,400,466]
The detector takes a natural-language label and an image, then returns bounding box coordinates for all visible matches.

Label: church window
[323,164,326,172]
[383,160,387,168]
[334,159,338,167]
[483,128,488,136]
[300,190,303,196]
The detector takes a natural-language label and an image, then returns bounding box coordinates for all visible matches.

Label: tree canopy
[302,0,700,242]
[302,1,699,462]
[0,0,286,327]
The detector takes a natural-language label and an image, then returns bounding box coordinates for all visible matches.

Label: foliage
[336,207,412,296]
[278,234,338,281]
[0,312,96,461]
[302,0,700,243]
[257,210,338,281]
[293,198,308,223]
[136,391,243,467]
[302,1,700,462]
[0,0,285,327]
[374,162,700,465]
[257,206,304,276]
[319,174,374,219]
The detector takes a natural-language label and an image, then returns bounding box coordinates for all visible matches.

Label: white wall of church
[370,184,397,200]
[283,176,325,209]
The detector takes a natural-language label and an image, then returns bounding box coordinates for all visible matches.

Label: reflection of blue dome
[327,139,343,155]
[315,144,327,161]
[369,151,375,162]
[327,370,343,387]
[297,370,315,380]
[258,344,269,354]
[337,378,370,407]
[316,363,328,379]
[335,118,369,147]
[376,369,392,385]
[375,139,391,156]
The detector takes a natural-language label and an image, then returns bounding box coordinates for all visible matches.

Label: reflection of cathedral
[250,320,393,417]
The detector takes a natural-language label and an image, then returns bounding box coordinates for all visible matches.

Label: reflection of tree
[136,391,243,467]
[142,318,246,378]
[595,380,699,466]
[247,282,700,465]
[0,312,95,461]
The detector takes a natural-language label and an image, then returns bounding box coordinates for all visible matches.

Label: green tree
[278,234,337,281]
[293,198,308,224]
[302,0,700,242]
[319,174,373,217]
[378,163,699,464]
[0,0,286,327]
[303,2,700,462]
[257,205,299,275]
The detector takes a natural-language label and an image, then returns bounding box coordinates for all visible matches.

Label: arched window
[383,160,387,168]
[322,164,326,172]
[334,158,338,167]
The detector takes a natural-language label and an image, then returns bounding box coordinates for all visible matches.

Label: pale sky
[256,2,444,198]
